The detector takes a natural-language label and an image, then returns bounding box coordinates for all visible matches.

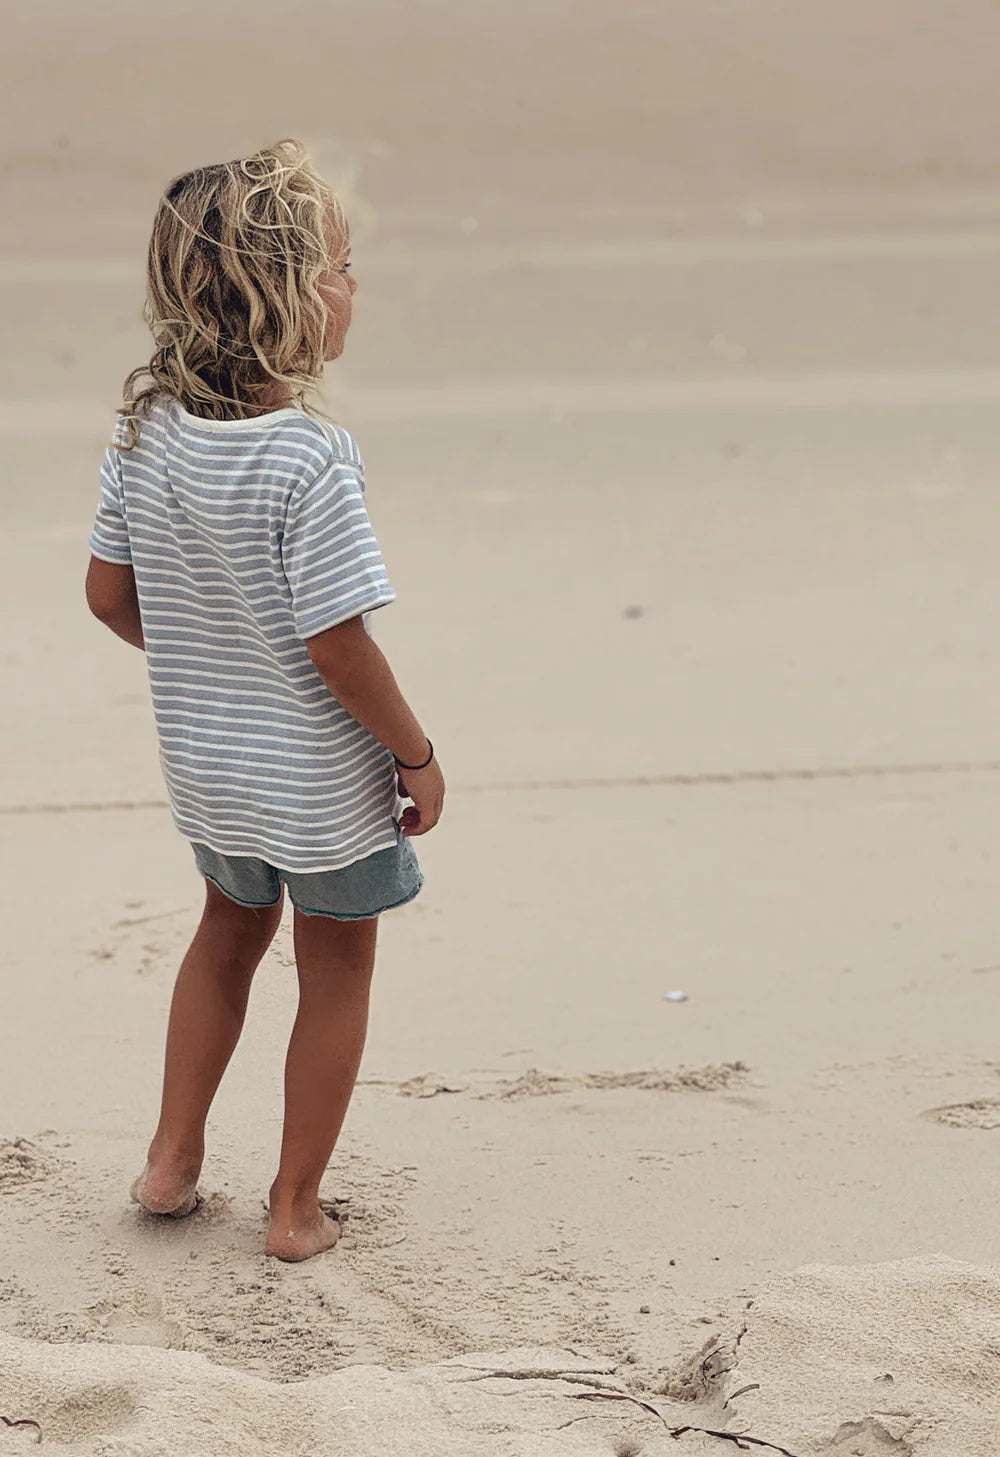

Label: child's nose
[348,274,358,296]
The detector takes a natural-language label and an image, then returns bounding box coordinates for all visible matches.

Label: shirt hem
[88,540,133,566]
[176,822,401,875]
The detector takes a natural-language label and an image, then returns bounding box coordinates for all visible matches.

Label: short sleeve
[280,456,396,639]
[89,445,133,565]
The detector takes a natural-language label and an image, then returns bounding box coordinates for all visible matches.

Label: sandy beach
[3,3,1000,1452]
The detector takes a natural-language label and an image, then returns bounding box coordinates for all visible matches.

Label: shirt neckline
[171,400,306,431]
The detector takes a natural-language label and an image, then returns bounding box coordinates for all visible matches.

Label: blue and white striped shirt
[89,399,403,873]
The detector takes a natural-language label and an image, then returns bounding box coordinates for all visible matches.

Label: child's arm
[85,557,145,650]
[283,448,445,835]
[307,616,445,835]
[307,616,427,765]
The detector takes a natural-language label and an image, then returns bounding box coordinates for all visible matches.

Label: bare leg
[265,909,378,1261]
[133,881,284,1216]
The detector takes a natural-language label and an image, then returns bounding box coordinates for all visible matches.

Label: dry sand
[4,2,1000,1452]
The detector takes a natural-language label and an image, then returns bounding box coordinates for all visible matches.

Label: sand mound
[3,1257,998,1455]
[716,1254,1000,1456]
[0,1337,642,1457]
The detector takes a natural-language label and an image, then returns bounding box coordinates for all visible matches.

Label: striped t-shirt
[89,398,403,873]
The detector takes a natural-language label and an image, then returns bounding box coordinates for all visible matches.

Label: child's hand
[397,756,445,836]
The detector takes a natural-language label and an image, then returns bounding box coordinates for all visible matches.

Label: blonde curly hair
[115,138,347,450]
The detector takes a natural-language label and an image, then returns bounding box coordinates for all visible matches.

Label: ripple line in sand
[452,758,1000,793]
[6,757,1000,817]
[359,1062,749,1101]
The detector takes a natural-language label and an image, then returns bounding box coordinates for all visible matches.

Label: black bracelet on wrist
[393,739,434,771]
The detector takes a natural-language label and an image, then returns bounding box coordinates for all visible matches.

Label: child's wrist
[393,738,434,771]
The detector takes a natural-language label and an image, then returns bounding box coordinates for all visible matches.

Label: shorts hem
[180,825,403,875]
[288,872,425,921]
[200,871,282,910]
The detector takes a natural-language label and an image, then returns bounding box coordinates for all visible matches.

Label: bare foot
[265,1202,342,1262]
[130,1160,201,1218]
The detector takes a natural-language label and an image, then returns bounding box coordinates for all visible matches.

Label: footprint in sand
[103,1306,186,1350]
[920,1099,1000,1130]
[91,1290,186,1351]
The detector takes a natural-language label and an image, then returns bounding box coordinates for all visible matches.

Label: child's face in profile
[317,234,356,362]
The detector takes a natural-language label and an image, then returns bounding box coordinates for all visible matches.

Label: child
[85,139,445,1262]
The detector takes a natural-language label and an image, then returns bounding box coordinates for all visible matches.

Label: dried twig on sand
[725,1383,763,1407]
[1,1414,43,1444]
[567,1389,804,1456]
[667,1428,801,1456]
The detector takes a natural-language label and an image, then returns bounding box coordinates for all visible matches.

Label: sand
[4,1,1000,1451]
[4,1256,1000,1453]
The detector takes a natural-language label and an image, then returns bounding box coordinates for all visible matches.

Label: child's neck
[248,384,296,416]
